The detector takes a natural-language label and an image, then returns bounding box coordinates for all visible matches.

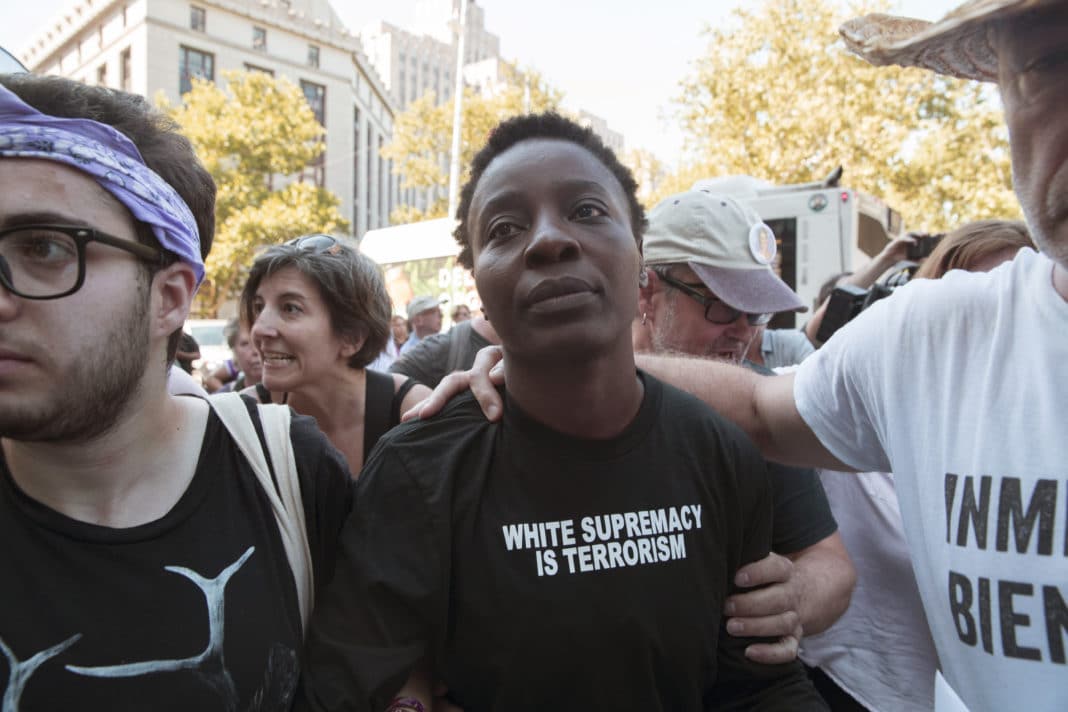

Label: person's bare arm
[406,348,853,472]
[786,532,855,634]
[724,532,855,664]
[637,353,853,471]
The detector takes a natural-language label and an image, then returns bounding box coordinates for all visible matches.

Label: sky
[2,0,962,167]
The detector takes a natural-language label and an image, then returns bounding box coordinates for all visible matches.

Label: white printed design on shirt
[0,546,298,712]
[502,505,703,577]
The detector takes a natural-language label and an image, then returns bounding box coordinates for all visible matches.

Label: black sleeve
[297,442,445,712]
[766,462,838,555]
[708,440,829,711]
[389,332,452,388]
[288,412,356,595]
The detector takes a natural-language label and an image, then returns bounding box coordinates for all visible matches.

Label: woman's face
[250,266,357,392]
[453,305,471,322]
[390,315,409,343]
[466,138,640,364]
[232,326,263,385]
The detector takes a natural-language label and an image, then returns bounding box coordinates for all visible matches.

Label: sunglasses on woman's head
[285,234,342,255]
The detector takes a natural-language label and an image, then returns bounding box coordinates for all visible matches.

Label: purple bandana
[0,82,205,285]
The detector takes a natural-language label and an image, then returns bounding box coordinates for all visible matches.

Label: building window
[179,46,214,94]
[353,107,360,218]
[244,63,274,76]
[252,26,267,51]
[300,80,326,126]
[307,44,320,68]
[97,25,104,48]
[190,6,206,32]
[96,63,107,86]
[120,47,132,91]
[378,136,387,227]
[366,126,374,229]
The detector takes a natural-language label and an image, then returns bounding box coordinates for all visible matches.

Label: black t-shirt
[389,321,492,388]
[740,361,837,554]
[299,373,827,711]
[0,401,353,710]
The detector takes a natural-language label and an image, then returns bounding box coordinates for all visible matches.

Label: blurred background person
[174,331,200,374]
[242,235,430,475]
[368,314,410,372]
[401,295,444,354]
[800,219,1035,712]
[211,317,264,395]
[450,304,472,323]
[391,311,500,389]
[745,323,815,369]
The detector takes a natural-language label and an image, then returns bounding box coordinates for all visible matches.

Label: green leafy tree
[383,62,563,223]
[670,0,1019,230]
[161,70,350,316]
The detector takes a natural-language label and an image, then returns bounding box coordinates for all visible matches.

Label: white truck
[358,217,476,324]
[695,169,904,329]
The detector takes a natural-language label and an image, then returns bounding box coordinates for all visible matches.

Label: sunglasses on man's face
[657,273,772,326]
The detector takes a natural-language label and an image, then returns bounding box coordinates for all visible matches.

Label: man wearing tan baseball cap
[410,4,1068,710]
[640,191,807,363]
[639,189,856,673]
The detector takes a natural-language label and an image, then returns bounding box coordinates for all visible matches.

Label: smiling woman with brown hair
[241,235,430,475]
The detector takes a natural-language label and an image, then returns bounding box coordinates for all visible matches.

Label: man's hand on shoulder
[724,552,803,665]
[402,345,506,422]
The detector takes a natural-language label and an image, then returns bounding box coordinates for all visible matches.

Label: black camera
[815,262,916,343]
[906,232,945,260]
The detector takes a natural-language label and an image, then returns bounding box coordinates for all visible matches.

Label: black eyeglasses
[0,224,167,300]
[285,234,342,255]
[657,273,772,326]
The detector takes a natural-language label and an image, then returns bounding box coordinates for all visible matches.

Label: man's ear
[638,268,657,316]
[152,262,197,341]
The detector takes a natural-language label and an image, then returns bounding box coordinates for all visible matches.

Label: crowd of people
[0,1,1065,711]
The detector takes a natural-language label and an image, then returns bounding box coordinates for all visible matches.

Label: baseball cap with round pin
[643,190,807,320]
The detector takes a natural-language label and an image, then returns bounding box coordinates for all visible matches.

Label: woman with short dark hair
[241,235,430,474]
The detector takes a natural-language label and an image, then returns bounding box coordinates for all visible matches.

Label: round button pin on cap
[749,222,777,265]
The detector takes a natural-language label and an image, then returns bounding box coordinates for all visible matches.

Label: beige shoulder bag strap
[209,392,314,636]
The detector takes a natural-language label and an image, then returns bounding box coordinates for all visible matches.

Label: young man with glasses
[0,75,352,709]
[637,190,854,665]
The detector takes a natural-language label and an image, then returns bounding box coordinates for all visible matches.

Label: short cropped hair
[452,112,646,269]
[240,240,390,369]
[914,220,1033,280]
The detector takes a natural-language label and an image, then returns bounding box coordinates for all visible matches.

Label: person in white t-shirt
[799,219,1035,712]
[409,4,1068,710]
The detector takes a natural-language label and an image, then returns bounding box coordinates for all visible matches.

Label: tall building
[358,0,499,112]
[18,0,405,238]
[576,109,624,155]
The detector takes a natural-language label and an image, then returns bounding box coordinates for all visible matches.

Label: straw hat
[839,0,1059,82]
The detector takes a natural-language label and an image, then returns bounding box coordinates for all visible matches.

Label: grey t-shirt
[389,321,493,388]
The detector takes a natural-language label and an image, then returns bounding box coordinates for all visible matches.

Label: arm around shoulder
[634,355,847,471]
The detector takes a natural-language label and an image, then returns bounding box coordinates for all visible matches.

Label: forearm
[787,533,856,635]
[636,353,764,441]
